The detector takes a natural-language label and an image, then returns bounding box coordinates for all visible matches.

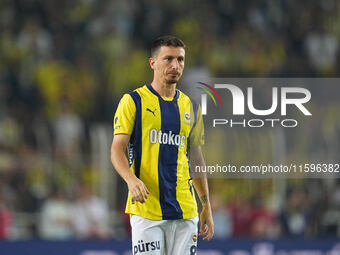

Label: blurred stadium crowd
[0,0,340,240]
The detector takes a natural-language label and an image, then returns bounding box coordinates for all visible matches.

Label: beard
[165,78,178,84]
[165,73,181,84]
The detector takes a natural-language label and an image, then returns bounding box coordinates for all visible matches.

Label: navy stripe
[158,97,183,220]
[188,179,193,196]
[128,91,142,178]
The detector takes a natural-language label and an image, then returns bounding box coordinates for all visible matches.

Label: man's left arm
[190,145,214,241]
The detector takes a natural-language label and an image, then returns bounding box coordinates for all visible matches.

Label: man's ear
[149,57,156,70]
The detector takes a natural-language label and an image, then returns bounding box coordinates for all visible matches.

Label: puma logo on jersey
[146,108,157,116]
[149,128,186,149]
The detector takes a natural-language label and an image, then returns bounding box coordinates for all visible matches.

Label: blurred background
[0,0,340,249]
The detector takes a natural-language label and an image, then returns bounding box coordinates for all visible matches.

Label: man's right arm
[111,134,149,203]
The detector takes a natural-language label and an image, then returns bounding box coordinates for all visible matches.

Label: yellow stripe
[176,92,198,219]
[125,86,163,220]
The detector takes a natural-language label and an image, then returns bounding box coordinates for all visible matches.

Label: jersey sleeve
[113,94,136,135]
[190,104,205,147]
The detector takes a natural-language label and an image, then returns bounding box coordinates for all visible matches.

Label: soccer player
[111,35,214,254]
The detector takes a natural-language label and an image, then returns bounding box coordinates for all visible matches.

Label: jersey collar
[147,84,179,101]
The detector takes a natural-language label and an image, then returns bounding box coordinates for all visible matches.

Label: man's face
[150,46,185,85]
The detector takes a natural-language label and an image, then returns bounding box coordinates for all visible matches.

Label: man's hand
[127,175,150,203]
[199,203,214,241]
[111,134,150,203]
[190,146,214,240]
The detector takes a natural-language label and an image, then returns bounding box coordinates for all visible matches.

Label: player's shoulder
[127,84,151,98]
[120,84,148,103]
[132,84,147,93]
[177,89,200,109]
[177,89,191,102]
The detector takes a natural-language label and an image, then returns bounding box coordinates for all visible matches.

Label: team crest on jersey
[184,112,191,123]
[192,234,197,242]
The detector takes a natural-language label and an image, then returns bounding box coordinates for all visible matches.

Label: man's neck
[151,81,176,98]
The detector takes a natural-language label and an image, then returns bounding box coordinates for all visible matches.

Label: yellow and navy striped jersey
[114,84,204,220]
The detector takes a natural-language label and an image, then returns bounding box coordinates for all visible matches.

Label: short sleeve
[113,94,136,135]
[190,104,205,147]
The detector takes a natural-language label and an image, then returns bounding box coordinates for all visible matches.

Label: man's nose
[170,59,180,70]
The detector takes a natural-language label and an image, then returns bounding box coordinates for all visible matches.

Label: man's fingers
[136,185,148,201]
[202,233,211,240]
[200,224,207,233]
[199,224,208,236]
[133,195,144,203]
[136,181,149,198]
[129,179,149,203]
[136,193,145,203]
[206,229,213,240]
[202,224,214,241]
[131,190,142,203]
[141,186,148,199]
[135,186,147,203]
[201,230,211,240]
[199,222,214,240]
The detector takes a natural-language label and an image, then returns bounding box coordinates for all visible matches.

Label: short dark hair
[151,35,185,57]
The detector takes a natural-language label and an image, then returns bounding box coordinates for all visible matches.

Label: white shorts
[130,215,198,255]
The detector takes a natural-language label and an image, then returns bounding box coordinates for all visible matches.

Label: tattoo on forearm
[200,195,209,205]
